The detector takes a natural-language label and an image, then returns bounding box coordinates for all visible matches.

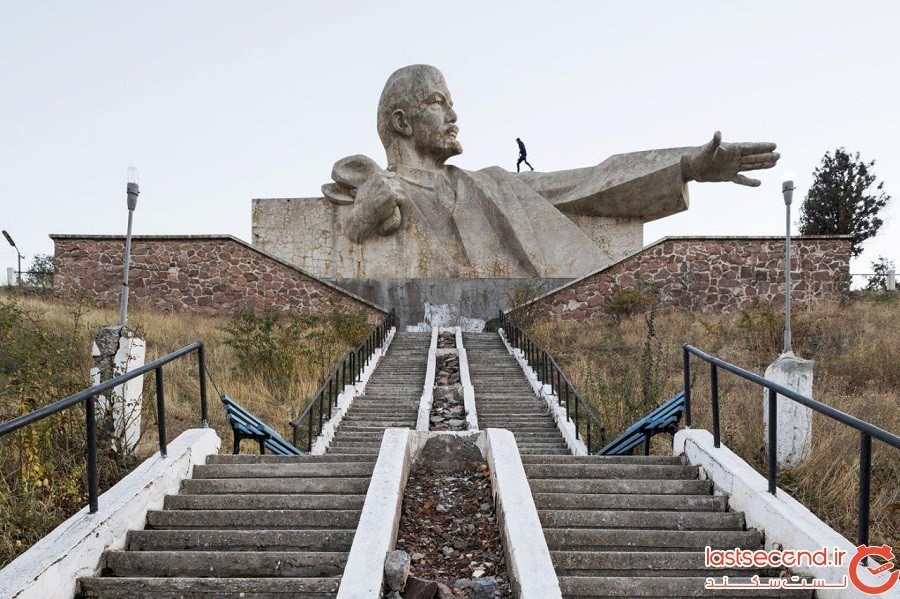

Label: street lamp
[781,171,796,354]
[2,230,23,286]
[119,167,140,327]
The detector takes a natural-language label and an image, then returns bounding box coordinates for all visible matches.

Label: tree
[798,148,891,257]
[24,254,54,289]
[865,256,895,292]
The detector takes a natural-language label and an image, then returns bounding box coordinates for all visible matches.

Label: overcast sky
[2,1,898,283]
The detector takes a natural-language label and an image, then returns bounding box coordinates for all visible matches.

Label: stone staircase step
[521,455,684,465]
[206,454,374,465]
[529,478,712,495]
[102,550,347,578]
[181,477,371,495]
[164,494,366,511]
[539,509,744,530]
[532,493,727,512]
[147,509,361,530]
[127,529,355,552]
[550,550,782,577]
[524,464,698,480]
[544,528,762,551]
[192,462,374,479]
[557,575,811,597]
[78,576,340,598]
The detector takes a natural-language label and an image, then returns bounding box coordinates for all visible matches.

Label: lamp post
[119,167,140,327]
[2,230,23,286]
[781,172,795,354]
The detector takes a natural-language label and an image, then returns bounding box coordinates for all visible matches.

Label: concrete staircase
[463,332,570,455]
[77,331,430,598]
[468,331,811,598]
[328,331,430,455]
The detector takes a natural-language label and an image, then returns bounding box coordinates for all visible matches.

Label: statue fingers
[739,161,779,171]
[738,142,777,155]
[741,152,780,165]
[700,131,723,164]
[732,174,761,187]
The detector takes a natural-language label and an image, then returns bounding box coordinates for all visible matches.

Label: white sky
[2,1,898,281]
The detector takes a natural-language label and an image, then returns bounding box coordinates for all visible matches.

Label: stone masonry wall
[520,236,852,321]
[51,235,386,321]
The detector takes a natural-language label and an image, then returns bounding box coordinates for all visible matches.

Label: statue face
[408,73,462,164]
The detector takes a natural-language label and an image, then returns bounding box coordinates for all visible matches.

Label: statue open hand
[682,131,779,187]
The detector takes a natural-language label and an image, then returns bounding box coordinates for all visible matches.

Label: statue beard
[414,125,462,165]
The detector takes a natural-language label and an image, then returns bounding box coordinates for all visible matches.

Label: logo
[848,545,899,595]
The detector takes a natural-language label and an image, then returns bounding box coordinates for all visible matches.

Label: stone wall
[51,235,386,321]
[517,236,852,321]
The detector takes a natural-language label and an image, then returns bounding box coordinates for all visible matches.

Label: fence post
[767,388,777,495]
[155,367,167,458]
[858,432,872,546]
[683,347,692,427]
[198,344,208,427]
[710,364,720,448]
[86,395,99,513]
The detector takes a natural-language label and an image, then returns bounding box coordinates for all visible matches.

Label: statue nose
[446,106,457,123]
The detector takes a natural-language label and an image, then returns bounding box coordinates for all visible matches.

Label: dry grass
[527,293,900,556]
[0,292,366,566]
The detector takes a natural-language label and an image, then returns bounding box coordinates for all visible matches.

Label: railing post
[683,347,692,427]
[198,344,208,427]
[767,388,777,495]
[587,420,592,454]
[155,366,168,458]
[858,431,872,546]
[710,363,720,448]
[574,397,580,439]
[86,394,99,513]
[292,423,299,448]
[327,378,334,420]
[564,383,570,422]
[308,408,313,453]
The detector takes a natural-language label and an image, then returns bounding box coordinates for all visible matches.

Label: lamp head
[126,166,140,210]
[781,171,795,206]
[2,230,15,248]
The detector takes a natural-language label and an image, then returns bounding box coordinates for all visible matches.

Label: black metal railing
[499,312,605,453]
[0,342,209,514]
[683,344,900,546]
[290,309,395,451]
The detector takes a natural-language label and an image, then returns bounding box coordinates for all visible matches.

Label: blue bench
[596,391,686,456]
[220,395,303,456]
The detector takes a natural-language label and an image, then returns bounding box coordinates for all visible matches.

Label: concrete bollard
[6,267,14,286]
[763,352,814,469]
[888,268,896,292]
[91,326,146,454]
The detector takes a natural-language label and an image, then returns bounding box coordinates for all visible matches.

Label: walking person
[516,137,534,172]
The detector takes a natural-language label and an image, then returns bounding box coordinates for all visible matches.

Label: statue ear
[391,109,412,137]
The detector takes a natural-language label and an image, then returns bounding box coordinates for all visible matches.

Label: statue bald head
[377,64,461,170]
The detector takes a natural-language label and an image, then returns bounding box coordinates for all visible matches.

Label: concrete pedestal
[763,351,814,469]
[91,326,146,454]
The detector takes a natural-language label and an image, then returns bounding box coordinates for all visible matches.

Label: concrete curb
[477,429,562,598]
[0,428,221,599]
[337,428,411,599]
[310,327,396,454]
[455,327,479,431]
[415,327,440,431]
[675,429,898,599]
[498,328,586,455]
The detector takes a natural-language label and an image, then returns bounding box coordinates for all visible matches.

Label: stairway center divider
[290,309,396,452]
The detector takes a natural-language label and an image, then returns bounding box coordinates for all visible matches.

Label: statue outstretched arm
[517,132,778,222]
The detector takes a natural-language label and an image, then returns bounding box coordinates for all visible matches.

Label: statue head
[377,64,461,170]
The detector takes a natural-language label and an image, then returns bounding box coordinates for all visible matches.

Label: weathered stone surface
[403,576,438,599]
[472,577,502,599]
[254,64,778,281]
[518,236,851,320]
[384,549,411,592]
[50,235,385,321]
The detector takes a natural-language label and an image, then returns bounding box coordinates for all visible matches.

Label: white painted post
[888,268,896,292]
[763,352,813,468]
[6,267,14,286]
[91,326,146,454]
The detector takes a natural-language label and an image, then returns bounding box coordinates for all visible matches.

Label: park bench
[220,394,303,455]
[596,391,686,456]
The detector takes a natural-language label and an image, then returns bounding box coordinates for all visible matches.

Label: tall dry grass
[0,292,367,566]
[527,293,900,557]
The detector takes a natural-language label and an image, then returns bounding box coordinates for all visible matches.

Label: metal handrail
[499,312,606,453]
[683,343,900,547]
[0,341,209,514]
[290,309,395,451]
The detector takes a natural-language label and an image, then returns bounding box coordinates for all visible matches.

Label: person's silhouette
[516,137,534,172]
